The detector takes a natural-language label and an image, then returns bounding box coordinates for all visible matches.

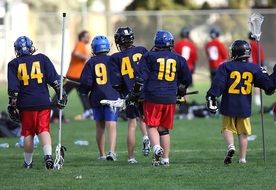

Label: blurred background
[1,0,276,82]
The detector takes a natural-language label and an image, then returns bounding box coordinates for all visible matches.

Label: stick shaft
[257,40,266,162]
[58,13,66,145]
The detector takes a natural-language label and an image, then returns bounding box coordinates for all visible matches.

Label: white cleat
[152,147,164,166]
[128,158,138,164]
[106,151,117,161]
[238,159,247,164]
[142,138,151,156]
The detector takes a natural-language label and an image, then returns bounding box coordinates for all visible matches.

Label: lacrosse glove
[51,80,68,109]
[206,96,218,114]
[7,91,20,122]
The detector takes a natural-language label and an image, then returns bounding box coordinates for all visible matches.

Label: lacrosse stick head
[100,98,126,111]
[54,144,66,170]
[248,12,264,41]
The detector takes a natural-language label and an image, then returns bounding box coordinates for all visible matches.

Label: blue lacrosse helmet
[14,36,35,57]
[154,30,174,48]
[91,35,110,54]
[209,27,220,38]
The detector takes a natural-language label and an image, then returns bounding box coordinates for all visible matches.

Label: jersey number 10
[17,61,43,86]
[157,58,176,82]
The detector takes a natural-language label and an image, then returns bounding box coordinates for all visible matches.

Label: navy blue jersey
[7,53,59,110]
[207,60,274,117]
[80,55,120,107]
[110,46,148,96]
[137,50,192,104]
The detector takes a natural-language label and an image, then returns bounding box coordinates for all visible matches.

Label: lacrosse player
[206,40,275,164]
[109,27,150,164]
[7,36,67,169]
[79,36,120,161]
[205,28,228,82]
[174,27,198,77]
[135,30,192,166]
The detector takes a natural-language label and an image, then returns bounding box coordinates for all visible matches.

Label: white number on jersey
[208,46,219,61]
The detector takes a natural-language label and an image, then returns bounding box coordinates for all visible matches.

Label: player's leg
[159,104,175,166]
[158,127,170,166]
[77,90,93,119]
[37,109,54,169]
[140,119,150,156]
[95,120,106,159]
[125,105,138,163]
[138,103,150,156]
[127,118,137,161]
[105,106,118,161]
[93,107,106,159]
[147,126,163,162]
[143,101,164,165]
[106,121,117,161]
[238,134,248,164]
[38,131,53,169]
[237,117,251,164]
[20,110,36,168]
[23,135,34,168]
[222,116,237,165]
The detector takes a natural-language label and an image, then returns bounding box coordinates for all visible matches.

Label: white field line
[68,147,276,155]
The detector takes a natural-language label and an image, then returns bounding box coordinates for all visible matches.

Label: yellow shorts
[222,115,251,135]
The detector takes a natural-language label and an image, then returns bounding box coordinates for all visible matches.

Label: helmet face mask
[14,36,35,57]
[114,27,134,50]
[91,35,110,55]
[229,40,251,61]
[154,30,174,49]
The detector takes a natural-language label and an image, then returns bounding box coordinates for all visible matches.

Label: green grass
[1,82,276,190]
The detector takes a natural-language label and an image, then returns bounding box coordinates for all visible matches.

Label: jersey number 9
[95,63,107,85]
[17,61,43,86]
[121,53,142,79]
[228,71,253,95]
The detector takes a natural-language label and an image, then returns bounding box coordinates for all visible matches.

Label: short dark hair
[78,30,89,41]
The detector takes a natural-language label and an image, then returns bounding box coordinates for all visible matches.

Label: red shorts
[143,101,176,130]
[20,109,51,137]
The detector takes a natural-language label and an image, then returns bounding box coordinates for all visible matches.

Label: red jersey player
[174,27,198,75]
[205,28,228,81]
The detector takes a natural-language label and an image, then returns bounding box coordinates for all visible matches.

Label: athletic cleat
[152,147,164,166]
[224,145,235,165]
[98,156,107,160]
[128,158,138,164]
[23,162,33,169]
[142,138,151,156]
[160,159,170,167]
[44,155,54,169]
[106,151,117,161]
[238,159,247,164]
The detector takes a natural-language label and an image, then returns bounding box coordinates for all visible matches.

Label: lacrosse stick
[249,12,266,162]
[54,12,67,170]
[100,91,199,110]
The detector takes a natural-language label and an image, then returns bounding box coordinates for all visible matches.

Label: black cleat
[23,162,33,169]
[224,149,235,165]
[44,155,54,169]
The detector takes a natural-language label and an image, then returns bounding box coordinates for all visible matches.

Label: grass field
[1,82,276,190]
